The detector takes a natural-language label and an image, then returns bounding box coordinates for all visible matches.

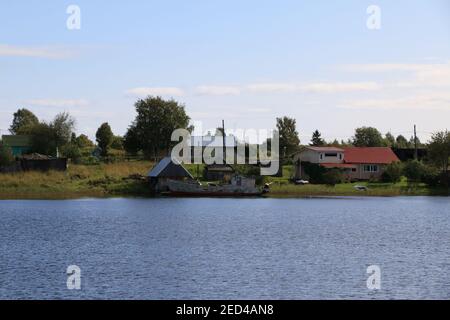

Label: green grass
[0,162,447,199]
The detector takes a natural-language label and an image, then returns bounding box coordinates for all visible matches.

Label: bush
[381,162,403,183]
[403,160,427,183]
[322,169,343,186]
[303,162,328,184]
[0,143,15,167]
[60,143,82,162]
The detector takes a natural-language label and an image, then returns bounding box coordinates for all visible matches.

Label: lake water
[0,197,449,299]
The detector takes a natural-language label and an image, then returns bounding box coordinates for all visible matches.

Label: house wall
[296,149,344,164]
[346,164,386,181]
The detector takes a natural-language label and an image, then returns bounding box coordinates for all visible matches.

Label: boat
[165,175,270,197]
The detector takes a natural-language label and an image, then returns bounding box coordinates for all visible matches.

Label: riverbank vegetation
[0,97,449,199]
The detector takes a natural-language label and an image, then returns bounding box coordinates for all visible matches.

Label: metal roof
[2,135,32,147]
[147,157,194,179]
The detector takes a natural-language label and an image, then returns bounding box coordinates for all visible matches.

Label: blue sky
[1,0,450,142]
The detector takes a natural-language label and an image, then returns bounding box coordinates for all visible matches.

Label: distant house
[147,157,194,192]
[294,146,400,181]
[1,135,32,156]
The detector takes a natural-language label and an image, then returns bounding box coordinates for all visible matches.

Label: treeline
[1,96,449,187]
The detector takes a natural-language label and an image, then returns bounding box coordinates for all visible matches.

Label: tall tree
[352,127,383,147]
[96,123,114,157]
[428,131,450,175]
[276,116,300,157]
[310,130,325,146]
[9,108,39,134]
[124,96,191,158]
[51,112,76,151]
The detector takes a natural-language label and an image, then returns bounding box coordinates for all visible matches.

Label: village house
[293,146,400,181]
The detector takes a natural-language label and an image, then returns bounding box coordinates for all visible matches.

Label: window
[339,154,343,160]
[351,168,357,172]
[325,153,338,157]
[364,165,378,172]
[320,154,323,160]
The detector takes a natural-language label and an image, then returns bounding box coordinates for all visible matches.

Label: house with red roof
[293,146,400,181]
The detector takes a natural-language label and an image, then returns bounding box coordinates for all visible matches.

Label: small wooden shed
[147,157,194,192]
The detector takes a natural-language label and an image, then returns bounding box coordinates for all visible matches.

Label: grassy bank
[0,162,447,199]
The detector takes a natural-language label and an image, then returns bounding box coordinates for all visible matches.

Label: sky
[1,0,450,143]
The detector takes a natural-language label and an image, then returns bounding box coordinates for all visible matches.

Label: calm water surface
[0,197,449,299]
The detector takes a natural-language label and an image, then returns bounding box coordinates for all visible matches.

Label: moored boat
[166,175,269,197]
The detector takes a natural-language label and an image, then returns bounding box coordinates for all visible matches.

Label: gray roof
[147,157,194,179]
[190,136,236,148]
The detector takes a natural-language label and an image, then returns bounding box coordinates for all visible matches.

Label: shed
[147,157,194,192]
[1,135,32,156]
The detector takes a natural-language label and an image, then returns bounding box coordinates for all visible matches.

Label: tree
[51,112,76,151]
[96,123,114,157]
[9,108,39,134]
[384,132,396,147]
[30,122,56,156]
[0,143,15,167]
[125,96,191,158]
[428,131,450,175]
[276,116,300,157]
[123,126,140,155]
[111,135,124,150]
[381,162,403,183]
[310,130,325,146]
[396,135,409,148]
[352,127,383,147]
[75,134,95,149]
[403,160,427,184]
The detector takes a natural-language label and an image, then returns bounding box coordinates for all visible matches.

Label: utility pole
[222,120,226,165]
[414,124,418,160]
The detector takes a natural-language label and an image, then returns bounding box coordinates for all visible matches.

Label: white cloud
[125,87,184,97]
[26,99,89,107]
[340,93,450,111]
[0,44,75,59]
[195,85,240,95]
[341,62,450,87]
[246,82,380,94]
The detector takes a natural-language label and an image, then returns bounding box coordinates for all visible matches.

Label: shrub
[322,169,343,186]
[60,143,82,162]
[381,162,403,183]
[403,160,427,184]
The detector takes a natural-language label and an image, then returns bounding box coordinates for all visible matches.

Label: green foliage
[403,160,427,183]
[0,143,15,167]
[352,127,383,147]
[302,162,328,184]
[384,132,396,147]
[9,108,39,134]
[124,96,191,158]
[111,135,124,150]
[428,130,450,174]
[75,134,94,149]
[52,112,76,148]
[60,143,82,162]
[381,162,403,183]
[310,129,325,146]
[322,169,343,186]
[96,123,114,157]
[276,116,300,157]
[395,135,410,148]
